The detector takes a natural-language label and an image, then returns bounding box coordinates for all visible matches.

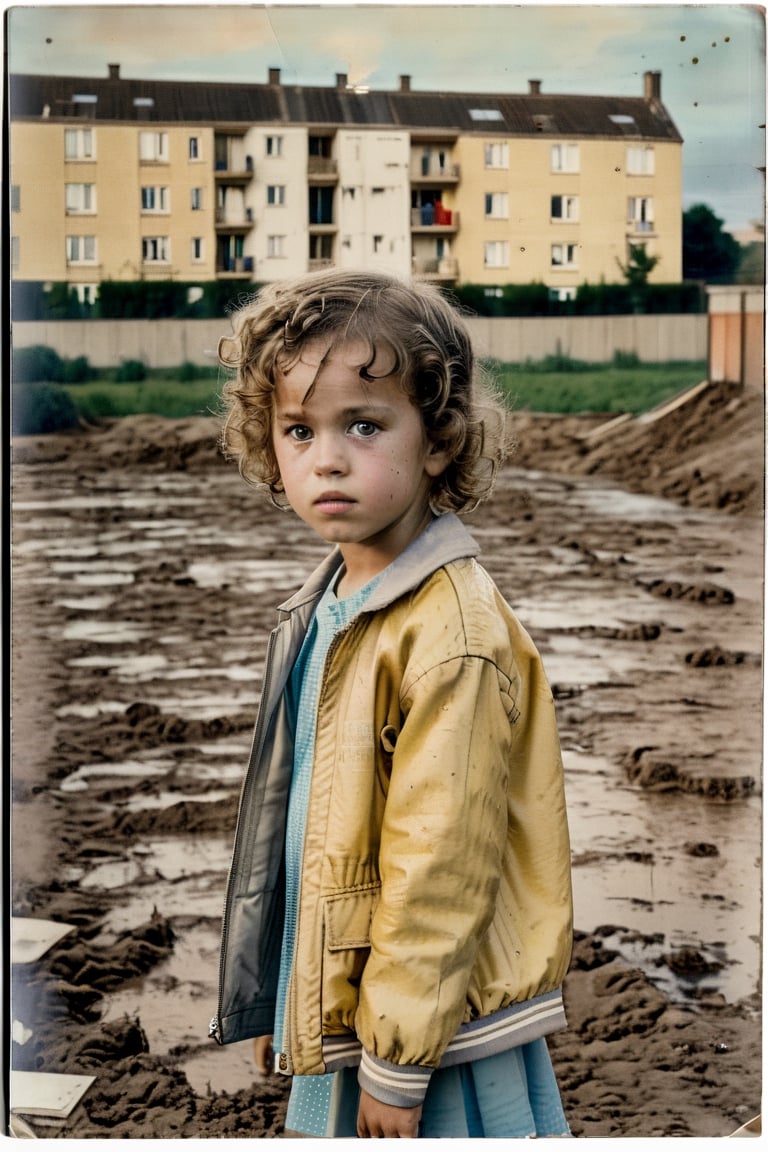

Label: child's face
[272,338,448,576]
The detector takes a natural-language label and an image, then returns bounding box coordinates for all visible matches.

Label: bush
[61,355,95,383]
[13,344,65,383]
[114,358,147,382]
[12,382,80,435]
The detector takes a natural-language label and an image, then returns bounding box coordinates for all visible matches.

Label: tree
[683,203,741,283]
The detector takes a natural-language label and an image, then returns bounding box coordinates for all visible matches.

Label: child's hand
[357,1088,422,1138]
[252,1034,273,1076]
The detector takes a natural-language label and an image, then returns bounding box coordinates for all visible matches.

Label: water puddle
[58,758,174,793]
[564,749,760,1004]
[60,619,151,644]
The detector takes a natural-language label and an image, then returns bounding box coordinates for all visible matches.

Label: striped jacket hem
[321,987,567,1108]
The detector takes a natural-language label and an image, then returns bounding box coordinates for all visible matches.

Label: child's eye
[287,425,313,442]
[350,421,379,438]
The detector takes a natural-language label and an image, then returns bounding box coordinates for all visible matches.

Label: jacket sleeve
[355,650,513,1106]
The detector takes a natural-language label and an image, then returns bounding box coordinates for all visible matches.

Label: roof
[9,70,683,143]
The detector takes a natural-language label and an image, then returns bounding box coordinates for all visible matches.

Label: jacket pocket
[321,886,380,1033]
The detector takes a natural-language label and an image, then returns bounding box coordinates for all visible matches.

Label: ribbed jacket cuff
[357,1049,434,1108]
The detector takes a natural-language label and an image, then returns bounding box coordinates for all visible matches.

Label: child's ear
[424,439,451,478]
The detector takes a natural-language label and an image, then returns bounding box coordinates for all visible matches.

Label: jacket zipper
[209,626,281,1045]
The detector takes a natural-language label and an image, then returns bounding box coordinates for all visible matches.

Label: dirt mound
[13,381,763,515]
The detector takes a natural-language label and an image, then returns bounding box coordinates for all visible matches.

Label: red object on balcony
[434,201,452,225]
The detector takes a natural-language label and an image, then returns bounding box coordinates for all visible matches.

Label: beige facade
[10,69,683,296]
[451,134,682,290]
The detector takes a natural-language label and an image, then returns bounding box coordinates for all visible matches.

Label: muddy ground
[10,379,764,1139]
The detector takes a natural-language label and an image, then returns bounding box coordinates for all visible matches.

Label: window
[132,97,154,110]
[267,235,286,258]
[484,241,509,268]
[551,243,578,269]
[484,142,509,169]
[11,185,20,212]
[551,194,579,222]
[470,108,504,122]
[142,236,170,262]
[64,127,95,160]
[266,135,283,157]
[191,237,205,262]
[551,143,579,173]
[11,236,20,270]
[141,186,169,212]
[267,184,286,206]
[189,136,200,160]
[628,196,654,231]
[372,234,384,254]
[309,186,334,225]
[626,146,655,175]
[65,183,96,213]
[66,235,97,263]
[139,131,169,162]
[549,286,577,302]
[484,192,509,219]
[191,187,203,210]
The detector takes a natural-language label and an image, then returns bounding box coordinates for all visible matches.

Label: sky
[5,1,766,232]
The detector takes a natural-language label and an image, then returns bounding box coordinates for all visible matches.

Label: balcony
[214,155,254,185]
[411,206,460,232]
[308,156,338,182]
[216,255,254,278]
[412,256,459,282]
[410,162,460,185]
[215,207,254,231]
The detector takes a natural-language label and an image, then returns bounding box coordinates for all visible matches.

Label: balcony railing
[411,206,460,230]
[412,256,459,280]
[411,162,460,183]
[308,156,338,178]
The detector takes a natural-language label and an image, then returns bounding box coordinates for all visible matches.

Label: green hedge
[12,278,706,321]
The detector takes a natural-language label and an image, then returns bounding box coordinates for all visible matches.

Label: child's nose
[313,433,348,474]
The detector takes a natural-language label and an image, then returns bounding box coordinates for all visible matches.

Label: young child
[210,269,573,1138]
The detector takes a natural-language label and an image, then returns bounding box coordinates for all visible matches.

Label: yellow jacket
[211,514,573,1107]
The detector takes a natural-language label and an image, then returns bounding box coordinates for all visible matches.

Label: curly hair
[219,268,511,514]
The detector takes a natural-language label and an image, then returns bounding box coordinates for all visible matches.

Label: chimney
[336,72,348,90]
[400,75,411,92]
[528,79,542,95]
[268,67,281,85]
[644,70,661,101]
[108,63,120,80]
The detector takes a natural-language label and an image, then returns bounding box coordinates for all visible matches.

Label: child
[210,269,573,1138]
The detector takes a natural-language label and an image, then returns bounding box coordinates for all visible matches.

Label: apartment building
[9,65,683,299]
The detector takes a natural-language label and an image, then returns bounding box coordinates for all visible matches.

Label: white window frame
[551,242,579,269]
[267,184,286,206]
[191,187,203,210]
[139,131,169,162]
[188,135,201,160]
[142,235,170,262]
[628,196,655,231]
[66,235,97,264]
[267,234,286,258]
[484,192,509,219]
[65,183,96,213]
[549,286,577,302]
[550,194,579,222]
[141,186,169,213]
[11,236,20,270]
[483,141,509,170]
[191,237,205,262]
[626,146,655,176]
[64,127,95,160]
[266,135,283,158]
[551,143,580,173]
[484,240,509,268]
[11,185,20,212]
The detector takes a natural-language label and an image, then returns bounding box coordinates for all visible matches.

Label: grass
[57,358,709,424]
[494,359,708,416]
[62,376,224,422]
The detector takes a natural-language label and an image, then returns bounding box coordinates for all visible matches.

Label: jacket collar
[277,513,480,617]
